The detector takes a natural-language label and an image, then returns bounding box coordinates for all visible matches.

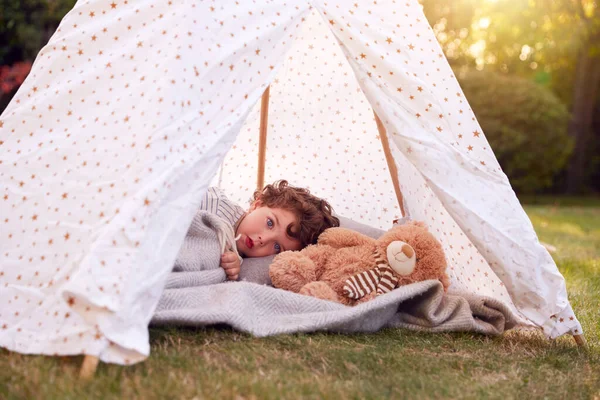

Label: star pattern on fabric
[0,0,581,365]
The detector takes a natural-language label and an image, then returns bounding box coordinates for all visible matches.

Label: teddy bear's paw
[299,282,339,302]
[269,252,318,292]
[356,291,377,304]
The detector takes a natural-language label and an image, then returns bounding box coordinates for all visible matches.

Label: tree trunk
[566,35,600,194]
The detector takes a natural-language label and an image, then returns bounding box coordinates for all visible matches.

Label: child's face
[235,202,302,258]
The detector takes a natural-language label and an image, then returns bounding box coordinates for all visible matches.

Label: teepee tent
[0,0,584,369]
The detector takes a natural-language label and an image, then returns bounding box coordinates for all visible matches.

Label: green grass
[2,200,600,400]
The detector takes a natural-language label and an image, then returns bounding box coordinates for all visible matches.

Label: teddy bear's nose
[386,241,416,276]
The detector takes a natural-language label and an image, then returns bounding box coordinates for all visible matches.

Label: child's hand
[220,251,241,281]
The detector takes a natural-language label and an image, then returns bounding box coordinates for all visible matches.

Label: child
[174,180,340,282]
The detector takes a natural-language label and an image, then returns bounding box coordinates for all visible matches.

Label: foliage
[421,0,600,193]
[0,62,32,94]
[423,0,599,103]
[0,0,76,65]
[420,0,479,67]
[458,69,573,193]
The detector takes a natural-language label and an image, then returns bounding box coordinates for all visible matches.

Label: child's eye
[274,243,281,253]
[267,218,274,228]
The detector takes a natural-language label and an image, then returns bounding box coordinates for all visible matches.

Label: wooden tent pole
[373,112,405,217]
[573,334,588,348]
[80,355,99,379]
[257,86,270,191]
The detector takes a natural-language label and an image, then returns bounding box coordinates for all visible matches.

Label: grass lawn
[1,200,599,399]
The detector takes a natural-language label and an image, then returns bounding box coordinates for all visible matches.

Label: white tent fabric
[0,0,581,365]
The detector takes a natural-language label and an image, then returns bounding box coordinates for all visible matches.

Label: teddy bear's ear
[318,227,375,248]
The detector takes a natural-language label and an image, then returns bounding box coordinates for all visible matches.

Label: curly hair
[253,180,340,249]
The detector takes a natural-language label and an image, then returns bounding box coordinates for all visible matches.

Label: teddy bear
[269,221,450,305]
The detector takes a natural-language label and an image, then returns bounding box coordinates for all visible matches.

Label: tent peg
[79,355,99,380]
[573,334,588,349]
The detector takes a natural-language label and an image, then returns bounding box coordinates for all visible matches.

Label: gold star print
[144,198,150,206]
[110,2,117,8]
[467,145,473,151]
[329,19,335,25]
[473,130,481,137]
[386,37,393,44]
[360,53,366,59]
[89,11,95,17]
[64,233,70,240]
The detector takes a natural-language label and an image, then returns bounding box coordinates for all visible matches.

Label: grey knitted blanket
[155,212,517,336]
[166,210,233,288]
[152,280,517,336]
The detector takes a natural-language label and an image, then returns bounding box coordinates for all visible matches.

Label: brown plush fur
[269,221,450,306]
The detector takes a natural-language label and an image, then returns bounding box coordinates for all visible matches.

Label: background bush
[0,0,75,65]
[458,70,574,194]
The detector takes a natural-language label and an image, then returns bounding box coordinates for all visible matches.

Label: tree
[465,0,599,193]
[421,0,600,193]
[557,1,600,193]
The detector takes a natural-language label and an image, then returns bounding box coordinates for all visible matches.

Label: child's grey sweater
[166,187,245,288]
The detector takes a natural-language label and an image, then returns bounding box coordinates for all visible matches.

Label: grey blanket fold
[165,270,226,289]
[152,280,517,336]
